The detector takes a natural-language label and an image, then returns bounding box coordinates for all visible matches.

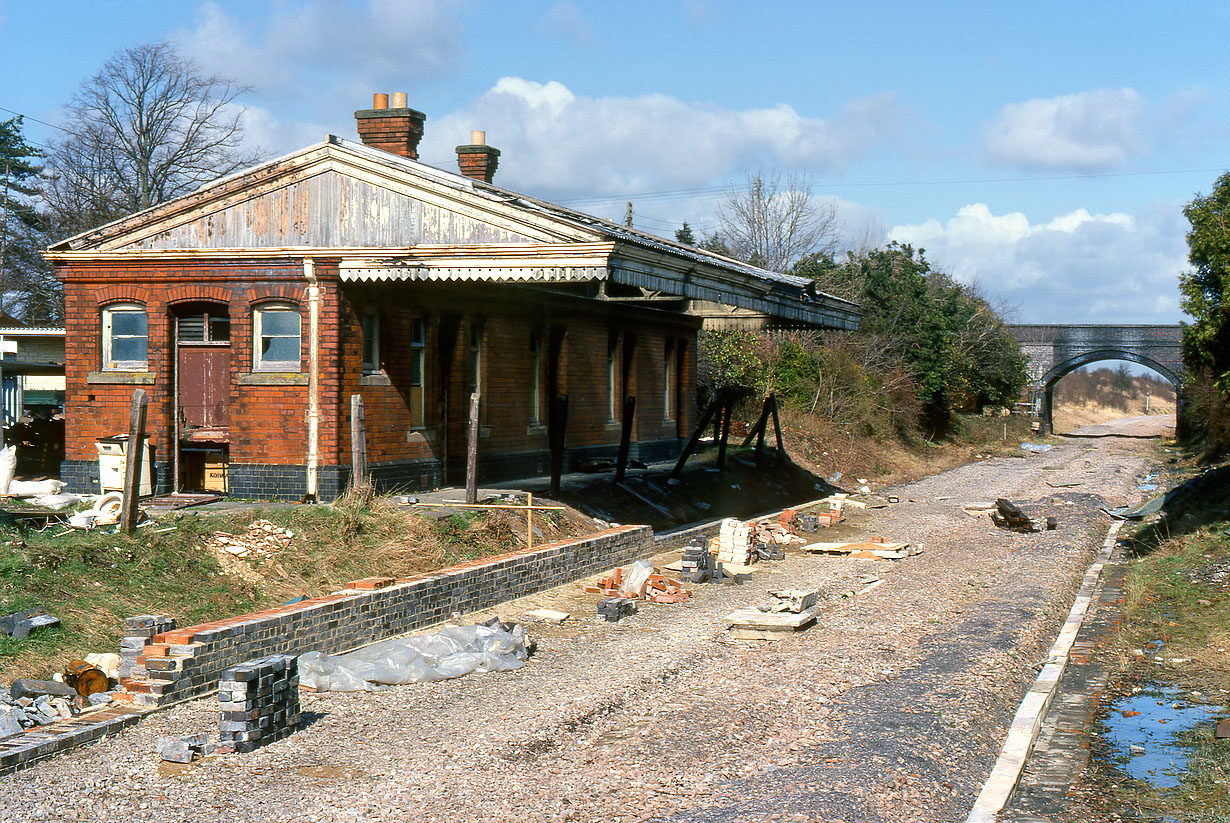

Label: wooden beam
[669,392,723,480]
[350,394,367,491]
[465,391,481,505]
[121,389,148,534]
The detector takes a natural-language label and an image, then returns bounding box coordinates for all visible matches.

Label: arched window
[101,303,148,371]
[252,302,301,371]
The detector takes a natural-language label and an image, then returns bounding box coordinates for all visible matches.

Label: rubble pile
[207,519,294,559]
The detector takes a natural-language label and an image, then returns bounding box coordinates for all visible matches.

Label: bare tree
[43,42,263,235]
[716,170,840,272]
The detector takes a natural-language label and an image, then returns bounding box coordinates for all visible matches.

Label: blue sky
[2,0,1226,327]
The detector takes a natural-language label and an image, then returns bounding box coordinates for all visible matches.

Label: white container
[96,436,154,497]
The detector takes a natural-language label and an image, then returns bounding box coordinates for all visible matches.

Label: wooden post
[770,394,784,452]
[527,492,533,550]
[716,396,733,469]
[614,395,636,482]
[350,394,367,491]
[548,394,568,498]
[740,395,773,452]
[669,392,723,479]
[121,389,148,534]
[465,391,480,505]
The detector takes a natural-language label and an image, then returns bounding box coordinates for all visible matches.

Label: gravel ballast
[0,416,1170,823]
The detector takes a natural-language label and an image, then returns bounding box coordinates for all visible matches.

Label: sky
[1,0,1226,330]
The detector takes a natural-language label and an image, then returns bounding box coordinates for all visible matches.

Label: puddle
[1100,684,1226,789]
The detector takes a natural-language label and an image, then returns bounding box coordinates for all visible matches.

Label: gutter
[305,257,320,500]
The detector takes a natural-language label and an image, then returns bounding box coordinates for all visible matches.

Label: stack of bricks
[596,597,637,622]
[218,655,300,753]
[680,542,715,583]
[713,518,752,565]
[119,615,175,679]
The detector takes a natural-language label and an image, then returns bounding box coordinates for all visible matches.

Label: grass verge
[1080,516,1230,819]
[0,494,586,684]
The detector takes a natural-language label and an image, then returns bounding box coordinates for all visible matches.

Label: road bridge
[1006,324,1185,434]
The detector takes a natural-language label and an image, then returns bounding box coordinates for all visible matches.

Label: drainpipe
[305,258,320,500]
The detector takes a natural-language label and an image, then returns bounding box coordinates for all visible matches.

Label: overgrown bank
[1075,461,1230,819]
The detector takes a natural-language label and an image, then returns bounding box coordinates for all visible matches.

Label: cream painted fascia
[46,241,617,265]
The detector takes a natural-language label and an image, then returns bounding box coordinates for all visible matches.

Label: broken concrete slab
[524,608,570,624]
[725,605,820,639]
[765,589,819,613]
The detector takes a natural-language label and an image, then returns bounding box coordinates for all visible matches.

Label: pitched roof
[48,136,859,329]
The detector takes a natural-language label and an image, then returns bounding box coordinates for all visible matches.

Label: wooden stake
[465,391,480,505]
[121,389,148,534]
[527,492,533,550]
[350,394,367,491]
[770,394,784,452]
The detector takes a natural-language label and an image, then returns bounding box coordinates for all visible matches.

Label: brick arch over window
[95,285,151,306]
[241,284,305,305]
[167,285,233,306]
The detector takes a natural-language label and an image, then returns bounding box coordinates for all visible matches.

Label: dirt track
[0,416,1172,823]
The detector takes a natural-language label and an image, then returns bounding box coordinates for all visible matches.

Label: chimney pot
[355,96,427,160]
[456,130,500,183]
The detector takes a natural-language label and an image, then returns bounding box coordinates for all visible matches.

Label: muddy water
[1099,683,1226,789]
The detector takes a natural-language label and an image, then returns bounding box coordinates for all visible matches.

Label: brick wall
[116,525,653,707]
[60,259,699,499]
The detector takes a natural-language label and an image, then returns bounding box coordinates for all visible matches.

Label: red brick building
[49,100,859,500]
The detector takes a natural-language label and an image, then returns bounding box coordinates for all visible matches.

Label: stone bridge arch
[1006,324,1185,434]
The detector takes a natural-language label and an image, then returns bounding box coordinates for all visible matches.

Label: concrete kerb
[965,519,1125,823]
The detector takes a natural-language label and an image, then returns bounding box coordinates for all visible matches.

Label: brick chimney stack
[456,130,501,183]
[354,92,426,160]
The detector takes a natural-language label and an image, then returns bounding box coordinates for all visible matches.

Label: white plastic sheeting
[297,622,531,692]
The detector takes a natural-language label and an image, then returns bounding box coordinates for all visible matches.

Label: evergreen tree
[674,221,696,246]
[0,117,59,323]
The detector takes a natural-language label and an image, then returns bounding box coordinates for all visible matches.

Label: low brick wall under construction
[116,525,653,708]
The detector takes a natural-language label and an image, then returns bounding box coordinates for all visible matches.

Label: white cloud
[889,202,1188,324]
[535,2,593,43]
[176,1,465,118]
[981,88,1148,171]
[417,77,907,199]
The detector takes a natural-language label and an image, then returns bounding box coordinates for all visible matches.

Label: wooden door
[178,346,230,428]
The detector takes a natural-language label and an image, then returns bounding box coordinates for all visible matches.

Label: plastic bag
[297,622,531,692]
[619,559,655,597]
